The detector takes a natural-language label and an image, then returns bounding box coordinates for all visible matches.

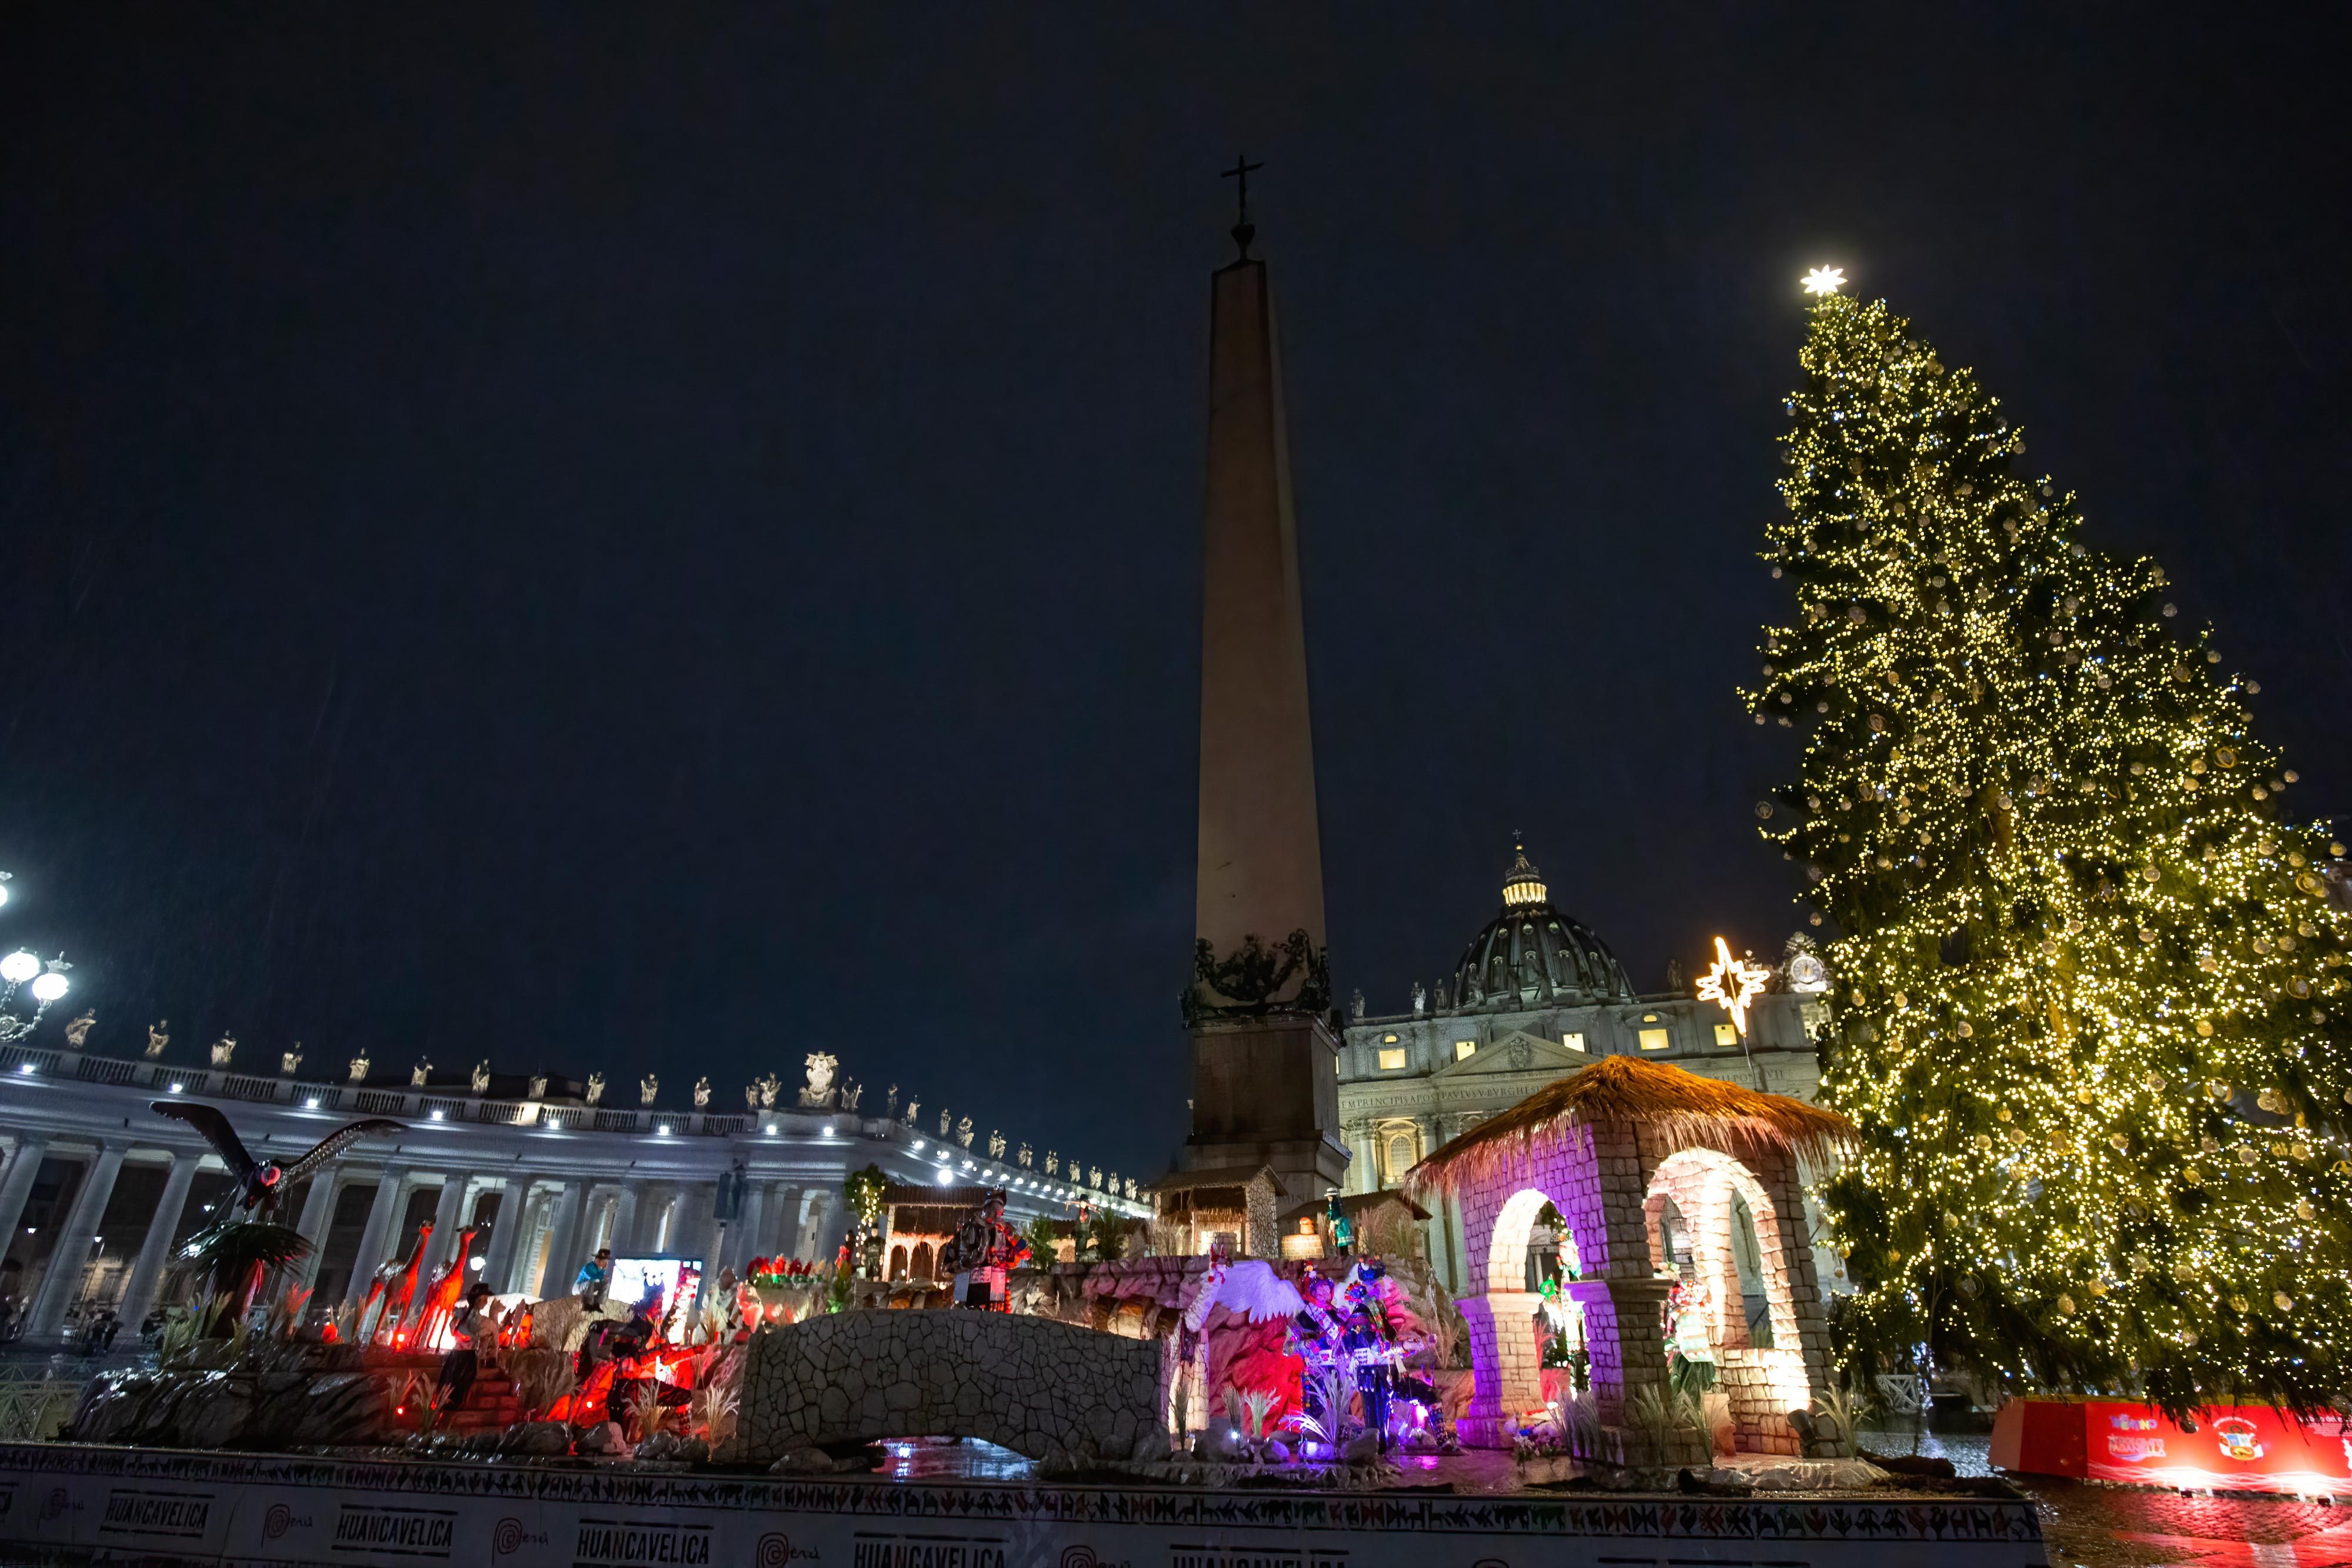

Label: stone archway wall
[723,1308,1162,1464]
[1645,1146,1818,1456]
[1446,1117,1833,1460]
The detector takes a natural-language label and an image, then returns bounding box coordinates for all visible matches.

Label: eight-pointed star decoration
[1696,935,1773,1037]
[1802,265,1847,295]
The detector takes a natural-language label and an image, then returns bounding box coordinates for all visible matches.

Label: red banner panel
[1993,1398,2352,1495]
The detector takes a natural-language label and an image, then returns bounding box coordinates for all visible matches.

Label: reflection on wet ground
[1863,1424,2352,1567]
[876,1437,1039,1482]
[867,1438,1528,1490]
[873,1426,2352,1563]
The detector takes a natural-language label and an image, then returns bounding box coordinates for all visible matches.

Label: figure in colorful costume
[1286,1272,1344,1432]
[1325,1191,1354,1259]
[938,1188,1029,1310]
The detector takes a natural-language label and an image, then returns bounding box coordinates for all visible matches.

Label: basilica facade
[1337,846,1836,1295]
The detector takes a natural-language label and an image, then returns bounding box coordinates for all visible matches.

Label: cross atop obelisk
[1221,153,1263,258]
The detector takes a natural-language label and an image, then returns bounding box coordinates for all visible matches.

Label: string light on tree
[1697,935,1772,1036]
[1743,285,2349,1419]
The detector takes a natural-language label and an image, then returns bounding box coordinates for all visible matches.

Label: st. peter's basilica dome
[1447,845,1636,1011]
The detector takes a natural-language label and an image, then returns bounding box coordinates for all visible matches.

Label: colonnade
[0,1132,856,1346]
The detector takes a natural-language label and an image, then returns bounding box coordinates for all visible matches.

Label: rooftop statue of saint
[800,1052,838,1107]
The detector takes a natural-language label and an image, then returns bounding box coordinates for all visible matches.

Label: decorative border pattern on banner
[0,1442,2043,1548]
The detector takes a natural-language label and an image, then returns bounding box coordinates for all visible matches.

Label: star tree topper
[1801,265,1846,295]
[1696,935,1772,1037]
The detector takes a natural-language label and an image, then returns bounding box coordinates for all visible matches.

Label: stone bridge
[723,1308,1163,1463]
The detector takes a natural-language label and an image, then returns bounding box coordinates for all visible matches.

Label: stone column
[480,1183,524,1291]
[420,1176,469,1280]
[726,1183,768,1275]
[26,1143,125,1341]
[801,1189,842,1265]
[535,1183,586,1298]
[289,1169,341,1291]
[1455,1290,1542,1449]
[1565,1277,1698,1465]
[770,1185,803,1257]
[342,1167,409,1306]
[496,1187,543,1295]
[779,1186,806,1259]
[680,1183,719,1265]
[606,1188,639,1256]
[115,1154,200,1333]
[0,1134,53,1260]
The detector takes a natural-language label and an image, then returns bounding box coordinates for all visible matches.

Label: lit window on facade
[1378,1048,1407,1071]
[1713,1024,1739,1047]
[1638,1028,1672,1051]
[1562,1032,1586,1052]
[1384,1131,1416,1181]
[1382,1034,1399,1043]
[1454,1039,1476,1060]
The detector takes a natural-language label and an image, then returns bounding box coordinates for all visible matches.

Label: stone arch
[1456,1181,1593,1447]
[1428,1099,1836,1460]
[1643,1145,1815,1453]
[888,1245,907,1281]
[1480,1187,1554,1298]
[910,1241,933,1280]
[1645,1147,1800,1354]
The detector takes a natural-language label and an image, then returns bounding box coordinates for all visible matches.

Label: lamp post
[0,950,67,1043]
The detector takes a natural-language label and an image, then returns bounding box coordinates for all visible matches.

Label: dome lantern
[1501,843,1547,907]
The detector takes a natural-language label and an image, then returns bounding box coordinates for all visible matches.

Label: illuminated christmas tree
[1746,278,2349,1416]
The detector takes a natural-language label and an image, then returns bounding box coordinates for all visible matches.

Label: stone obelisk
[1181,165,1349,1206]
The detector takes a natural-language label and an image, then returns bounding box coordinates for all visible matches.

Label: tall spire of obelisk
[1177,159,1347,1216]
[1191,154,1327,1014]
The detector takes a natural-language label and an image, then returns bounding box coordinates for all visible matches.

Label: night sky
[2,9,2344,1177]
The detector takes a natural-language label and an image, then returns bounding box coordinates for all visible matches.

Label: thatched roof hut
[1405,1054,1854,1203]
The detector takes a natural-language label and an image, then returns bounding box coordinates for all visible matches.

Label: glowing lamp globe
[29,972,67,1004]
[0,952,38,986]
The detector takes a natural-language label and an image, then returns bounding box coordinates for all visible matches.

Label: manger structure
[1408,1054,1855,1463]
